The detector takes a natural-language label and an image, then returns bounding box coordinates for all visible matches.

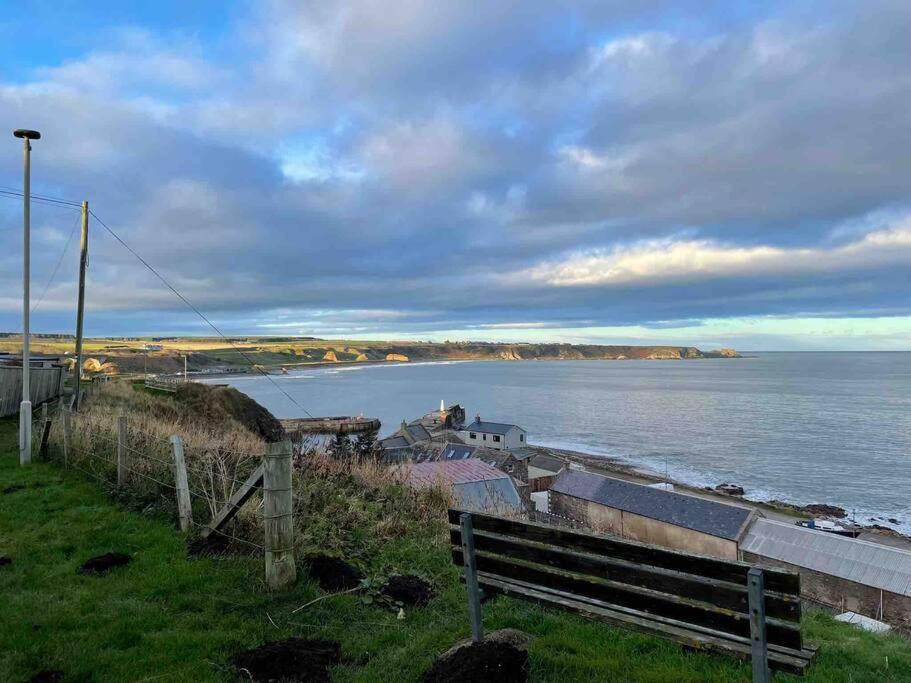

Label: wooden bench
[449,510,817,681]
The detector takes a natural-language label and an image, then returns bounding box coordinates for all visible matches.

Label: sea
[202,352,911,533]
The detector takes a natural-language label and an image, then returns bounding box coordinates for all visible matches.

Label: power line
[88,208,314,418]
[32,209,81,314]
[0,187,82,209]
[2,185,316,418]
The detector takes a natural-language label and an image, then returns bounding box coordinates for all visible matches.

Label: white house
[461,416,527,451]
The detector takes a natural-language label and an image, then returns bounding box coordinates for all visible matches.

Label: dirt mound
[306,555,364,591]
[29,671,64,683]
[421,640,528,683]
[78,552,131,575]
[232,638,341,682]
[381,575,434,606]
[174,382,285,442]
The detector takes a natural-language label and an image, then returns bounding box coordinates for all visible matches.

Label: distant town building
[461,416,526,451]
[398,458,524,514]
[141,344,163,351]
[527,453,566,493]
[549,470,756,560]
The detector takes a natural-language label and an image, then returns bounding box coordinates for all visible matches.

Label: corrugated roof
[464,420,521,436]
[402,458,508,487]
[741,518,911,597]
[552,470,753,541]
[454,479,522,512]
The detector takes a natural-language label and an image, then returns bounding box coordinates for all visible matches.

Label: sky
[1,1,910,350]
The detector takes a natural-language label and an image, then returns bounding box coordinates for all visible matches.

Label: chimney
[440,399,445,412]
[475,414,481,424]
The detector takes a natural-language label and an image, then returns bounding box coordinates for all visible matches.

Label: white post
[14,129,40,464]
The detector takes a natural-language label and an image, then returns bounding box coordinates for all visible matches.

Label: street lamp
[14,128,40,465]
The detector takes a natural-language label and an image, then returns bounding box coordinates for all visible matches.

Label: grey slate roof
[464,420,522,435]
[406,424,432,442]
[439,443,476,461]
[741,519,911,597]
[529,453,565,474]
[380,435,410,449]
[551,470,753,541]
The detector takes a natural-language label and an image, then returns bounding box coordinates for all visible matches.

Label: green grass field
[1,416,910,682]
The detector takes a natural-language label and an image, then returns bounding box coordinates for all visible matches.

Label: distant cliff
[367,343,739,362]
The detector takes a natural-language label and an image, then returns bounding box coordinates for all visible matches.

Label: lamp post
[14,128,40,465]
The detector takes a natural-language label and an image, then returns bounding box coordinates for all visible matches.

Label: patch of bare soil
[421,641,528,683]
[380,575,434,606]
[232,638,341,682]
[306,554,363,591]
[77,552,131,575]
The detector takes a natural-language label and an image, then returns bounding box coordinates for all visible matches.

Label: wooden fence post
[170,435,192,532]
[264,440,296,589]
[39,403,52,459]
[460,512,484,642]
[748,567,770,683]
[63,410,72,468]
[117,414,128,486]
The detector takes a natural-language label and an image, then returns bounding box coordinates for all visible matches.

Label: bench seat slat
[477,573,815,676]
[453,548,802,651]
[448,510,799,594]
[450,527,800,622]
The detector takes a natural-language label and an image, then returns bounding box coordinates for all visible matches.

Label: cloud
[513,219,911,287]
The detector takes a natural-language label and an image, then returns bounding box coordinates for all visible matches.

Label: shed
[399,458,524,514]
[549,470,755,560]
[740,518,911,622]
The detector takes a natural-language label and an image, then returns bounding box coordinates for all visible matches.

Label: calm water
[205,353,911,531]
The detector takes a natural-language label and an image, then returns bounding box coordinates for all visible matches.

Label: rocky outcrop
[715,483,745,496]
[385,353,409,362]
[322,351,338,362]
[768,500,848,519]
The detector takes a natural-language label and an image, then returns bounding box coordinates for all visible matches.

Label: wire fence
[32,401,270,555]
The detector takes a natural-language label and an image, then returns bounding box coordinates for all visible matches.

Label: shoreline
[189,355,744,381]
[528,442,911,549]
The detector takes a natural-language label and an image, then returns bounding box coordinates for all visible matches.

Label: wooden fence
[0,365,66,417]
[40,405,296,589]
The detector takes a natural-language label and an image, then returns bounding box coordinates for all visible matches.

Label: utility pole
[13,128,40,465]
[184,354,188,382]
[73,201,89,411]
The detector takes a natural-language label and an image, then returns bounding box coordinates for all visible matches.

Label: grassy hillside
[1,392,909,681]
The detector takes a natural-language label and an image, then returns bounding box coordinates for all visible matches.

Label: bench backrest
[448,509,802,651]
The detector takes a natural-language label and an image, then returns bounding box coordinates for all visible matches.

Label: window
[483,434,487,441]
[469,432,476,439]
[506,464,514,472]
[493,435,501,442]
[520,434,524,442]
